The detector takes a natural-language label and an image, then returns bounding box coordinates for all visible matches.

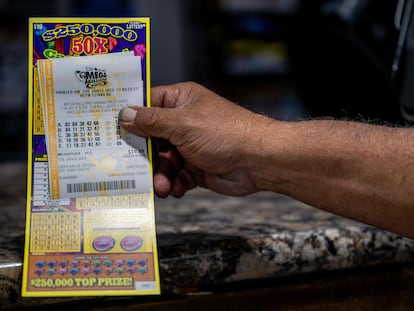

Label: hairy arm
[251,118,414,239]
[119,82,414,239]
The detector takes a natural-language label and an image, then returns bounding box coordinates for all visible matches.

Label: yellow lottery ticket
[23,18,160,297]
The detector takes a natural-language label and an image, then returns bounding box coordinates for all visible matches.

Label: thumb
[118,106,178,140]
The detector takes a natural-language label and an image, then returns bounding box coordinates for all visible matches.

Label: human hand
[118,82,271,198]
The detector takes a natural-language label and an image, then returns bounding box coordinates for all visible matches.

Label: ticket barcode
[67,180,136,193]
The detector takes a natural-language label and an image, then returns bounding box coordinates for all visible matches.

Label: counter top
[1,162,414,308]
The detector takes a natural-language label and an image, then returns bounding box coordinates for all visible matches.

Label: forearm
[250,118,414,239]
[127,82,414,237]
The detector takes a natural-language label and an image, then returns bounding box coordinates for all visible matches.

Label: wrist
[244,115,294,193]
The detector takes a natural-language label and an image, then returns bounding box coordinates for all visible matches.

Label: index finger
[150,84,181,109]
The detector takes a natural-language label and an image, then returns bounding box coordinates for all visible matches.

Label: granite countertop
[1,162,414,308]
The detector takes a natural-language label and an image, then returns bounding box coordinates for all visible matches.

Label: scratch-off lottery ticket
[23,18,160,297]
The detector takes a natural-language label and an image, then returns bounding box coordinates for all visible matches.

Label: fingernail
[118,107,137,122]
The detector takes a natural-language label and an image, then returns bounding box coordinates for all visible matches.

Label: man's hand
[119,81,414,239]
[119,82,270,198]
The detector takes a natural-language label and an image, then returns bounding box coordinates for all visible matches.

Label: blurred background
[1,0,412,162]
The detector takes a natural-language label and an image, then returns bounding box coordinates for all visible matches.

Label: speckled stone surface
[155,189,414,292]
[1,162,414,306]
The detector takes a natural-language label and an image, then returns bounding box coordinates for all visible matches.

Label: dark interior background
[0,0,410,162]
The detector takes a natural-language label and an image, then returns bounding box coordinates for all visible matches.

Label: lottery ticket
[23,18,160,297]
[37,52,151,199]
